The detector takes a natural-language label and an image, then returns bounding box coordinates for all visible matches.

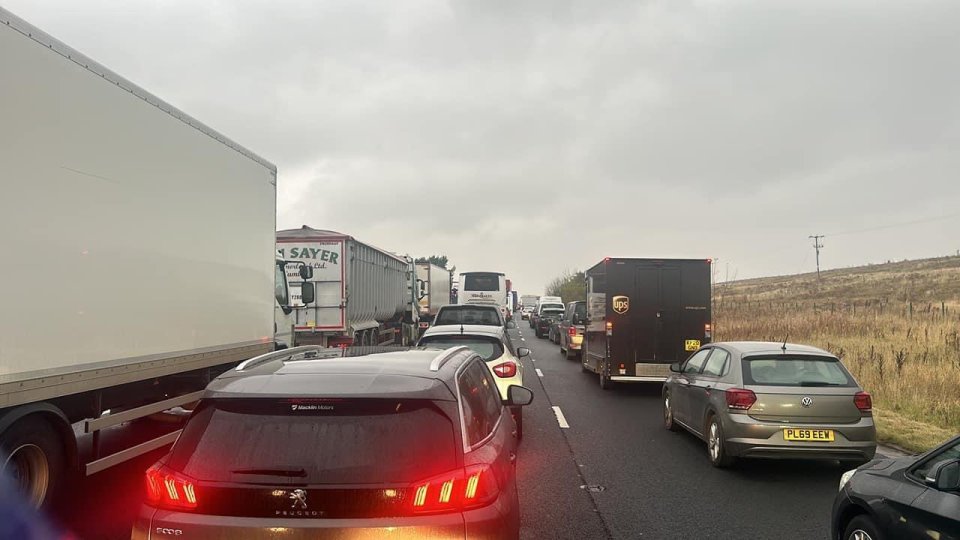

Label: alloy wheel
[848,531,873,540]
[708,422,721,462]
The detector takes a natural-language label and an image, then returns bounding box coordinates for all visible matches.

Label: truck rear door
[631,261,710,371]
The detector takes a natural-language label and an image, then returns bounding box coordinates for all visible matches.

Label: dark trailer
[582,258,712,389]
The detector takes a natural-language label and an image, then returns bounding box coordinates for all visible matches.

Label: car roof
[438,304,499,310]
[204,346,478,401]
[711,341,835,358]
[421,324,507,339]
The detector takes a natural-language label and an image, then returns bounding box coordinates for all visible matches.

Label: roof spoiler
[429,346,470,372]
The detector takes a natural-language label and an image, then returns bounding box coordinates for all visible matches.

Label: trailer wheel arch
[0,405,77,506]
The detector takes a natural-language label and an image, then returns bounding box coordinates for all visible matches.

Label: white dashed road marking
[552,406,570,429]
[536,368,544,377]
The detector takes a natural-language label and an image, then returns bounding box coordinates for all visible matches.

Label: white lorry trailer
[415,262,452,332]
[0,6,305,507]
[277,226,420,347]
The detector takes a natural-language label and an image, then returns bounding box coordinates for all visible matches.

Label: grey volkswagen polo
[663,341,876,467]
[132,345,533,539]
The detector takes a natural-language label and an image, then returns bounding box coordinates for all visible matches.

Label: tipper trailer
[277,226,420,347]
[0,6,307,506]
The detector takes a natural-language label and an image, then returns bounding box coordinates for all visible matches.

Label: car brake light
[145,464,198,510]
[410,464,498,514]
[567,326,577,337]
[492,361,517,378]
[605,321,613,336]
[725,388,757,410]
[854,392,872,413]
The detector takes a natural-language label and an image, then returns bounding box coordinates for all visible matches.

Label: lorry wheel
[0,416,65,508]
[599,362,613,390]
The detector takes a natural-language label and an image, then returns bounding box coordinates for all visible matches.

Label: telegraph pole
[809,235,824,281]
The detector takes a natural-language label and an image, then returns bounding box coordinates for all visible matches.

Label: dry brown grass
[715,255,960,453]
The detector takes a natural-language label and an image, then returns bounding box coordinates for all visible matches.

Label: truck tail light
[410,464,498,514]
[704,323,712,339]
[725,388,757,410]
[605,321,613,337]
[145,464,198,511]
[567,326,577,337]
[492,361,517,378]
[854,392,872,413]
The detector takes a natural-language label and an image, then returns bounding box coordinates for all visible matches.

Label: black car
[132,345,534,539]
[832,434,960,540]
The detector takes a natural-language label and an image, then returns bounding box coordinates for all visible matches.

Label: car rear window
[540,309,564,317]
[435,307,501,326]
[418,335,505,361]
[742,355,855,387]
[167,399,458,484]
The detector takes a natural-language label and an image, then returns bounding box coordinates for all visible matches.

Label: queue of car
[525,296,959,539]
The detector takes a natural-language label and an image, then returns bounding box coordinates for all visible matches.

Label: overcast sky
[8,0,960,293]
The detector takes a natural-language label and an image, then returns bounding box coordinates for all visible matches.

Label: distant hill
[717,255,960,308]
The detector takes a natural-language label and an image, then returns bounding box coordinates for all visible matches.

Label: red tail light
[605,321,613,336]
[410,464,498,514]
[854,392,872,413]
[725,388,757,410]
[145,464,198,511]
[567,326,577,337]
[492,361,517,378]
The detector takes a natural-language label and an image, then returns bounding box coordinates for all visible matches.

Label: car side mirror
[669,362,682,373]
[927,459,960,491]
[506,385,534,406]
[506,321,517,329]
[516,347,530,358]
[299,265,313,280]
[300,282,316,305]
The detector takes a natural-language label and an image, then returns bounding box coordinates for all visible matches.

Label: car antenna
[781,336,788,353]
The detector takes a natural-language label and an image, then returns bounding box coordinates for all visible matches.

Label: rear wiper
[231,467,307,477]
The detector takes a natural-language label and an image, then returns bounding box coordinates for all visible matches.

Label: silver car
[663,341,876,467]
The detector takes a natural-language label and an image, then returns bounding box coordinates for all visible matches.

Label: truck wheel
[0,416,65,508]
[599,361,613,390]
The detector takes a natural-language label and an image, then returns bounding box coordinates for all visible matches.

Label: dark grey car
[132,346,533,539]
[663,341,877,467]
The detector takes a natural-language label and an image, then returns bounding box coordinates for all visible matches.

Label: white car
[418,324,530,438]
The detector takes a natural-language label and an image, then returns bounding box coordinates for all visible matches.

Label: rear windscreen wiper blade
[231,467,307,477]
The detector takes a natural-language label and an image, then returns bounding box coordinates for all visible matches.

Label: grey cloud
[7,0,960,293]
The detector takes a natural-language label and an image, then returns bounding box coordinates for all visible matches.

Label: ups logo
[612,295,630,314]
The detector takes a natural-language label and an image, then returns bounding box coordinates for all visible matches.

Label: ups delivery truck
[582,258,712,389]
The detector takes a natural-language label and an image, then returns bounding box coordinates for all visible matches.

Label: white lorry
[0,6,309,507]
[277,226,420,347]
[415,262,452,332]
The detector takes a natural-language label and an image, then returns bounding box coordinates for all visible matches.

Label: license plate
[684,339,700,351]
[783,428,835,442]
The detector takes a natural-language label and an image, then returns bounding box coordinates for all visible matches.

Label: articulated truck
[277,226,420,347]
[0,6,309,507]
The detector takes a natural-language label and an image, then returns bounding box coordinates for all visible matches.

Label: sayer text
[279,247,339,264]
